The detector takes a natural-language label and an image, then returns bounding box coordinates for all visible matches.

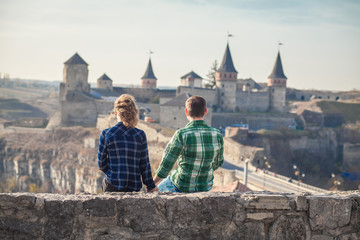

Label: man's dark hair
[185,96,207,118]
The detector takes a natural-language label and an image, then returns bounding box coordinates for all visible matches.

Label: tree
[204,60,218,89]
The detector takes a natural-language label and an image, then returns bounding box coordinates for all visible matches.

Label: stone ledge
[0,191,359,240]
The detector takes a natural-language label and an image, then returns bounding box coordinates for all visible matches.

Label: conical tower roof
[64,53,88,65]
[98,73,112,81]
[268,51,287,79]
[141,58,157,80]
[217,43,237,73]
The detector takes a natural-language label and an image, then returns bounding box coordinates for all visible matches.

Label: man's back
[156,120,224,192]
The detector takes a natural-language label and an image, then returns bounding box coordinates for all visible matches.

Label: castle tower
[97,73,113,91]
[180,71,203,88]
[141,57,157,88]
[58,53,97,127]
[62,53,90,93]
[215,43,238,111]
[267,51,287,112]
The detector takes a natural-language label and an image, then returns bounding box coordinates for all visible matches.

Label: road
[222,158,326,193]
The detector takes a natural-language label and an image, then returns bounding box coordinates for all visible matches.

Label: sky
[0,0,359,91]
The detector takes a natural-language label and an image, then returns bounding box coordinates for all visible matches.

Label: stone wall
[236,91,269,112]
[287,89,360,102]
[177,86,217,107]
[0,191,359,239]
[212,113,295,131]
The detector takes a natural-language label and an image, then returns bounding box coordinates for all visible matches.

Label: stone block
[117,197,168,233]
[338,232,360,240]
[83,198,116,217]
[308,196,352,231]
[245,222,265,240]
[246,195,291,210]
[247,212,274,220]
[44,199,76,239]
[295,195,308,211]
[311,235,334,240]
[269,215,307,240]
[0,217,43,239]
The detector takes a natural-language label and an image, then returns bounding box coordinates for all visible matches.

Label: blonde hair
[114,94,138,128]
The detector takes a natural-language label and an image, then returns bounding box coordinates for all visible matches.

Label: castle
[54,42,355,130]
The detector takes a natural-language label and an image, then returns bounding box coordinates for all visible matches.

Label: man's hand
[147,186,159,193]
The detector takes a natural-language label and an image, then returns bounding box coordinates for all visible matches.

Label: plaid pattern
[98,122,156,191]
[156,120,224,192]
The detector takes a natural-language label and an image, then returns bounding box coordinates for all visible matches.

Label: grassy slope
[316,101,360,123]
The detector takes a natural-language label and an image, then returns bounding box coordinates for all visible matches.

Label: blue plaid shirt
[98,122,156,191]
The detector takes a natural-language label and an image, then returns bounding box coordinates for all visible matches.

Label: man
[153,96,224,192]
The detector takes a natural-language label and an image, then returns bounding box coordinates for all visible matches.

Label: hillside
[0,97,58,121]
[316,101,360,123]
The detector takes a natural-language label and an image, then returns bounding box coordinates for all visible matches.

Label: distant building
[141,57,157,88]
[97,73,113,91]
[267,51,287,112]
[180,71,203,88]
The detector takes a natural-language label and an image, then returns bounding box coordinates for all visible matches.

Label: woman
[98,94,158,192]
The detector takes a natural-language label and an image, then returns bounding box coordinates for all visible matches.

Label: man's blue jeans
[157,176,181,192]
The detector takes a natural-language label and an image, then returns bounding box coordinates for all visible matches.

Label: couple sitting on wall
[98,94,224,193]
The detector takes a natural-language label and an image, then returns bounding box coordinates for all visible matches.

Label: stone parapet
[0,191,359,239]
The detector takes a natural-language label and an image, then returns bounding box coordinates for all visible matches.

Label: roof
[181,71,202,79]
[268,51,287,79]
[98,73,112,81]
[141,58,157,80]
[217,43,237,73]
[238,78,263,90]
[90,88,119,97]
[161,93,191,107]
[64,53,88,65]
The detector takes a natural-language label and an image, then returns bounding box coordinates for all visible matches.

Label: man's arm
[155,131,184,180]
[98,130,109,173]
[212,135,224,171]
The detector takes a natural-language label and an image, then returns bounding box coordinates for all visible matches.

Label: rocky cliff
[0,127,103,193]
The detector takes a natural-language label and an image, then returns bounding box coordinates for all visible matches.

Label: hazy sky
[1,0,359,91]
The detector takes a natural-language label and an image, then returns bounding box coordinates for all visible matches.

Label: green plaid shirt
[156,120,224,192]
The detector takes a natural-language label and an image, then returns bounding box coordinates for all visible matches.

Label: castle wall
[236,91,269,112]
[1,192,359,239]
[287,89,360,102]
[160,105,188,130]
[177,86,217,107]
[212,113,295,131]
[113,87,158,103]
[160,105,212,129]
[60,100,98,127]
